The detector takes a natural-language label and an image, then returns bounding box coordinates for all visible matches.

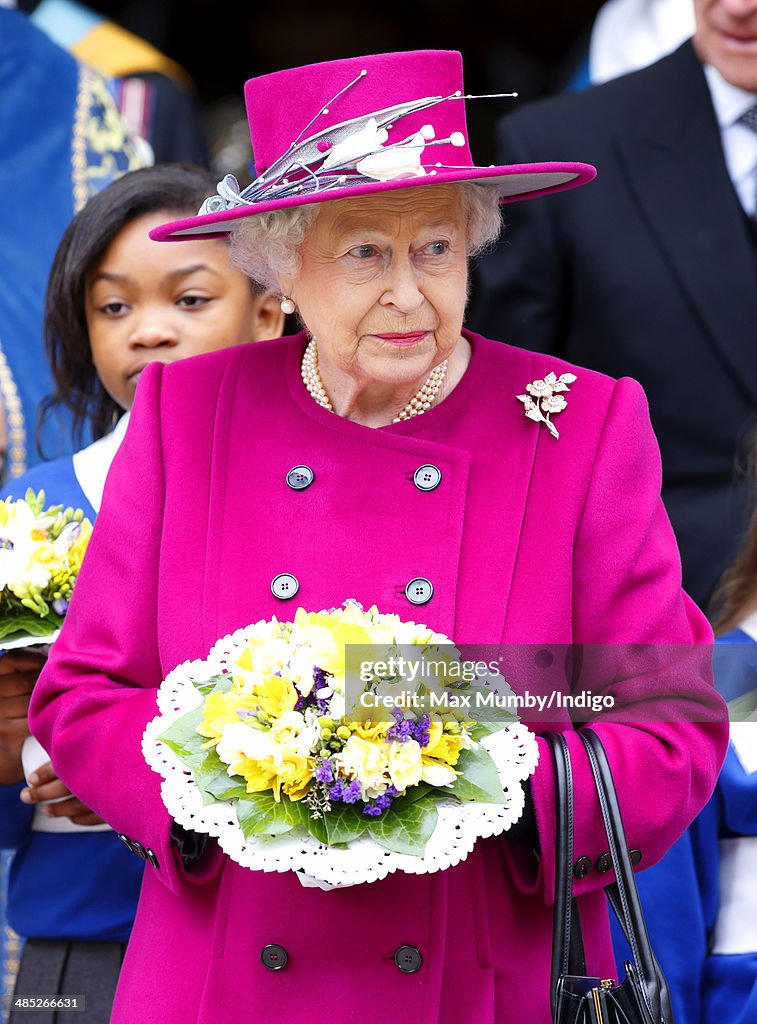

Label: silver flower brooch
[517,371,577,440]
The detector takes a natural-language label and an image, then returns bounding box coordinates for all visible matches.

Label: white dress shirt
[704,63,757,216]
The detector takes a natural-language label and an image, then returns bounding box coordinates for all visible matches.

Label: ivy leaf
[236,792,307,838]
[366,797,438,856]
[307,803,368,845]
[448,745,507,804]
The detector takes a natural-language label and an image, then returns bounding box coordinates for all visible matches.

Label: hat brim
[150,161,595,242]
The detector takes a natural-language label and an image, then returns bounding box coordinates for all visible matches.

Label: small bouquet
[0,490,92,648]
[143,602,539,886]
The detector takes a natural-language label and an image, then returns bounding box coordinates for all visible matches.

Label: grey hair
[228,181,503,293]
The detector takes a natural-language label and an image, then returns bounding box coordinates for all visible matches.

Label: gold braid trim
[0,341,26,479]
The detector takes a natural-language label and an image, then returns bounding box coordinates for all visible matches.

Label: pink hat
[151,50,595,242]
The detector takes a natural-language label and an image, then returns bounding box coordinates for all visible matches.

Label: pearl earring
[280,297,296,315]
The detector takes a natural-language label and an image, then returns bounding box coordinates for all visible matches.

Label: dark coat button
[573,856,592,878]
[260,944,288,970]
[131,841,147,860]
[145,849,160,868]
[271,573,299,600]
[413,465,442,492]
[117,833,132,850]
[594,851,614,876]
[596,852,612,873]
[629,848,642,866]
[394,945,423,974]
[405,577,434,605]
[286,465,315,491]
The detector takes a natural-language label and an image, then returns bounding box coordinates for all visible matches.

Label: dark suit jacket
[471,40,757,610]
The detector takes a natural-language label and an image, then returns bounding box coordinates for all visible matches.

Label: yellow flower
[352,721,389,742]
[387,739,423,791]
[423,722,464,767]
[419,722,463,787]
[215,720,313,801]
[196,691,261,747]
[67,519,92,574]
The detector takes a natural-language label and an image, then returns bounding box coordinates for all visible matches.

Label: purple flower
[328,781,344,801]
[362,786,398,816]
[341,780,362,804]
[52,597,69,615]
[386,709,413,743]
[315,759,334,783]
[411,714,431,748]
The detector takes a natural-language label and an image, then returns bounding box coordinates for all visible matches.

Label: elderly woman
[29,50,727,1024]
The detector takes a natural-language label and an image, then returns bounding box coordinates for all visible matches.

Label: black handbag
[545,728,674,1024]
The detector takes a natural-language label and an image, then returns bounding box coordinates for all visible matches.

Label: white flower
[387,739,423,791]
[216,721,274,770]
[541,395,567,414]
[356,132,428,181]
[321,118,389,170]
[420,761,457,786]
[526,379,553,398]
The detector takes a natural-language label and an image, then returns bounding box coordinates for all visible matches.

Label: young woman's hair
[39,163,224,449]
[711,437,757,635]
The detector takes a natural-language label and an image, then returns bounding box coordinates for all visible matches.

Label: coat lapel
[615,42,757,404]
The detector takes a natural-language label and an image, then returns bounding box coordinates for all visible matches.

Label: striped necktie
[737,105,757,219]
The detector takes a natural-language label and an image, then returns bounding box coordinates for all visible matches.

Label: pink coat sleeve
[29,363,222,896]
[519,376,729,903]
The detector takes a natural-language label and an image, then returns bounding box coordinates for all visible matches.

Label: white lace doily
[143,634,540,886]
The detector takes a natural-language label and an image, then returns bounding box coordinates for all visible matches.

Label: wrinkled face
[282,186,469,392]
[86,212,274,410]
[694,0,757,91]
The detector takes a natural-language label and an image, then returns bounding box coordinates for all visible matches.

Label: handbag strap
[546,731,586,1018]
[578,728,671,1024]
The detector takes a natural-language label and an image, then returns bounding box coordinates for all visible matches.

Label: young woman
[0,163,283,1023]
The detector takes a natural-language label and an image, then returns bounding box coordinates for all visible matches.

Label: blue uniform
[1,455,143,944]
[612,630,757,1024]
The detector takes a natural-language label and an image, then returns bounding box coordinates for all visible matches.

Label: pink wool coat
[30,332,727,1024]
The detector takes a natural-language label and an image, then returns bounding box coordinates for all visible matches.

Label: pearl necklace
[301,338,448,423]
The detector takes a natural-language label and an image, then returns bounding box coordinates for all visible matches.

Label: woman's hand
[20,760,106,826]
[0,651,45,785]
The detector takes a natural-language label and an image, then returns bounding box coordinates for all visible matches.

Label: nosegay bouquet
[0,490,92,647]
[144,602,539,885]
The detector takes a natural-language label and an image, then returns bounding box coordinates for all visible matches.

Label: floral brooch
[516,371,577,440]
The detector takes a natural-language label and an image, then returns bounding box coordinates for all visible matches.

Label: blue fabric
[0,11,82,468]
[1,457,96,523]
[611,630,757,1024]
[0,11,140,477]
[0,456,142,942]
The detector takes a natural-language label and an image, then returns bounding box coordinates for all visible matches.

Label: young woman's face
[85,211,282,410]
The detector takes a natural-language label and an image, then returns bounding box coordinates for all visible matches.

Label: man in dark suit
[472,0,757,610]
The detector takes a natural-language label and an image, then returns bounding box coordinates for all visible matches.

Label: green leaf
[306,803,368,845]
[192,675,233,696]
[159,708,248,805]
[366,797,438,856]
[0,613,62,642]
[468,718,515,743]
[448,745,507,804]
[159,706,206,760]
[236,792,307,838]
